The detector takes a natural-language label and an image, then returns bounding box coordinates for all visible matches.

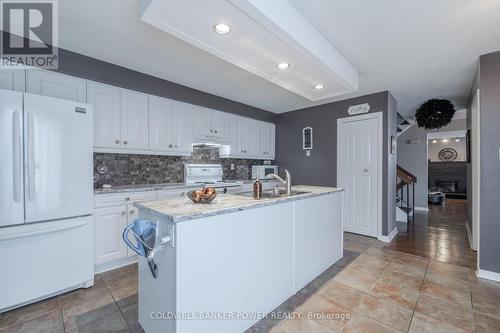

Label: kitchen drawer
[94,191,157,208]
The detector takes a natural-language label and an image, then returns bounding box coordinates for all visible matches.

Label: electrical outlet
[230,163,235,170]
[306,150,311,157]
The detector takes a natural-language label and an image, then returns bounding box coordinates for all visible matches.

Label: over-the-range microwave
[251,165,278,179]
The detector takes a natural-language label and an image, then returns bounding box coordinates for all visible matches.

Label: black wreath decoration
[415,99,455,130]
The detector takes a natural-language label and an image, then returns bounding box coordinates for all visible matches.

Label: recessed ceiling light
[314,84,325,90]
[277,62,290,70]
[455,138,460,142]
[213,23,231,35]
[442,139,449,143]
[432,140,438,143]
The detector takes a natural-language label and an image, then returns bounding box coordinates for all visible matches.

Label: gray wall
[275,91,397,236]
[397,119,466,209]
[466,65,479,238]
[477,51,500,273]
[51,48,276,123]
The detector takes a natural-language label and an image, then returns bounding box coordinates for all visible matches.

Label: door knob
[364,169,368,172]
[123,140,128,145]
[115,139,120,144]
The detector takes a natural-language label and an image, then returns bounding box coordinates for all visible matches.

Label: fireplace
[435,181,458,193]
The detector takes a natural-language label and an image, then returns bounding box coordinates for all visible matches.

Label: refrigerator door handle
[26,111,36,201]
[12,110,22,203]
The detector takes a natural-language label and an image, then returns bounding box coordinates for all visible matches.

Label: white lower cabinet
[93,191,156,272]
[94,206,128,265]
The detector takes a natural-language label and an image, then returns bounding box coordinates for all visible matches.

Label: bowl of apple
[186,187,217,204]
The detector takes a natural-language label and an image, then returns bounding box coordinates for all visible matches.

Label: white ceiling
[58,0,500,116]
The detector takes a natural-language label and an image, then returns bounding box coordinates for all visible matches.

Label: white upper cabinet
[120,89,149,150]
[172,100,193,154]
[88,81,121,149]
[192,106,212,138]
[220,116,275,160]
[149,96,193,155]
[192,106,229,142]
[0,69,25,91]
[26,69,86,102]
[149,96,174,151]
[211,110,229,140]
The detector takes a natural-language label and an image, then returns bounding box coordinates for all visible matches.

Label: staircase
[396,165,417,223]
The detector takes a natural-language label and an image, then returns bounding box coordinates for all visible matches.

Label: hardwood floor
[386,199,477,269]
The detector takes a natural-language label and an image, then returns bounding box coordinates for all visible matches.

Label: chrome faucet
[267,169,292,195]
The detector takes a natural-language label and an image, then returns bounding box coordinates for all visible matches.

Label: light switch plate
[306,150,311,157]
[230,164,235,170]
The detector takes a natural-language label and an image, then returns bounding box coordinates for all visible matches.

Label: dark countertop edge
[134,188,344,224]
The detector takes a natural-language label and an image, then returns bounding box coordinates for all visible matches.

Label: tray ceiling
[140,0,359,101]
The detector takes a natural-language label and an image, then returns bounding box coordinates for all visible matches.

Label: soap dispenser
[253,174,263,199]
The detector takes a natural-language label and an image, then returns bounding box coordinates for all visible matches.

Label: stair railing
[396,165,417,223]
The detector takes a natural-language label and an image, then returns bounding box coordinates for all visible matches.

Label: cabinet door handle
[115,139,120,144]
[210,129,213,133]
[125,197,130,201]
[129,210,135,214]
[123,140,128,145]
[169,144,173,148]
[214,129,218,134]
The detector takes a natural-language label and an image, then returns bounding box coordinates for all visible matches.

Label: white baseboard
[465,222,472,249]
[94,256,138,274]
[477,269,500,283]
[414,206,429,212]
[378,227,398,243]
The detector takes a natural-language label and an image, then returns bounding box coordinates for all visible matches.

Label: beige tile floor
[1,233,500,333]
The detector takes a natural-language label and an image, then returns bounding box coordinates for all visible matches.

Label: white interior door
[337,113,381,237]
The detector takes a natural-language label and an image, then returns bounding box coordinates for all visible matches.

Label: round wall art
[438,148,458,161]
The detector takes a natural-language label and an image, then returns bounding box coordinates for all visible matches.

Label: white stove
[184,164,243,193]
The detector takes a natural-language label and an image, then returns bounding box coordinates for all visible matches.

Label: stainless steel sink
[234,189,311,198]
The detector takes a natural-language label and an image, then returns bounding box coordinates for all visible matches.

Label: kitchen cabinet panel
[172,100,193,154]
[0,69,25,91]
[149,96,174,151]
[94,206,128,265]
[26,69,86,102]
[120,89,149,150]
[149,97,193,155]
[192,106,213,138]
[88,81,121,149]
[193,107,229,142]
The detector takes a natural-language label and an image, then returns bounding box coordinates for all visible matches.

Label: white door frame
[471,89,480,254]
[337,111,383,239]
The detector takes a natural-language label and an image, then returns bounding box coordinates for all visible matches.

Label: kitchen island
[135,185,344,333]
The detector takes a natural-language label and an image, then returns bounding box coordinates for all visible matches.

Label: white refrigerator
[0,89,94,312]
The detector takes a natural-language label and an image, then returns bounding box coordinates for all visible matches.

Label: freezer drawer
[0,216,94,312]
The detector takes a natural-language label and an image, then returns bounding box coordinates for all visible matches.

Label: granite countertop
[94,179,279,194]
[94,183,200,194]
[135,185,344,223]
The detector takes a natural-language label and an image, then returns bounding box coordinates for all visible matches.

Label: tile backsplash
[93,146,272,187]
